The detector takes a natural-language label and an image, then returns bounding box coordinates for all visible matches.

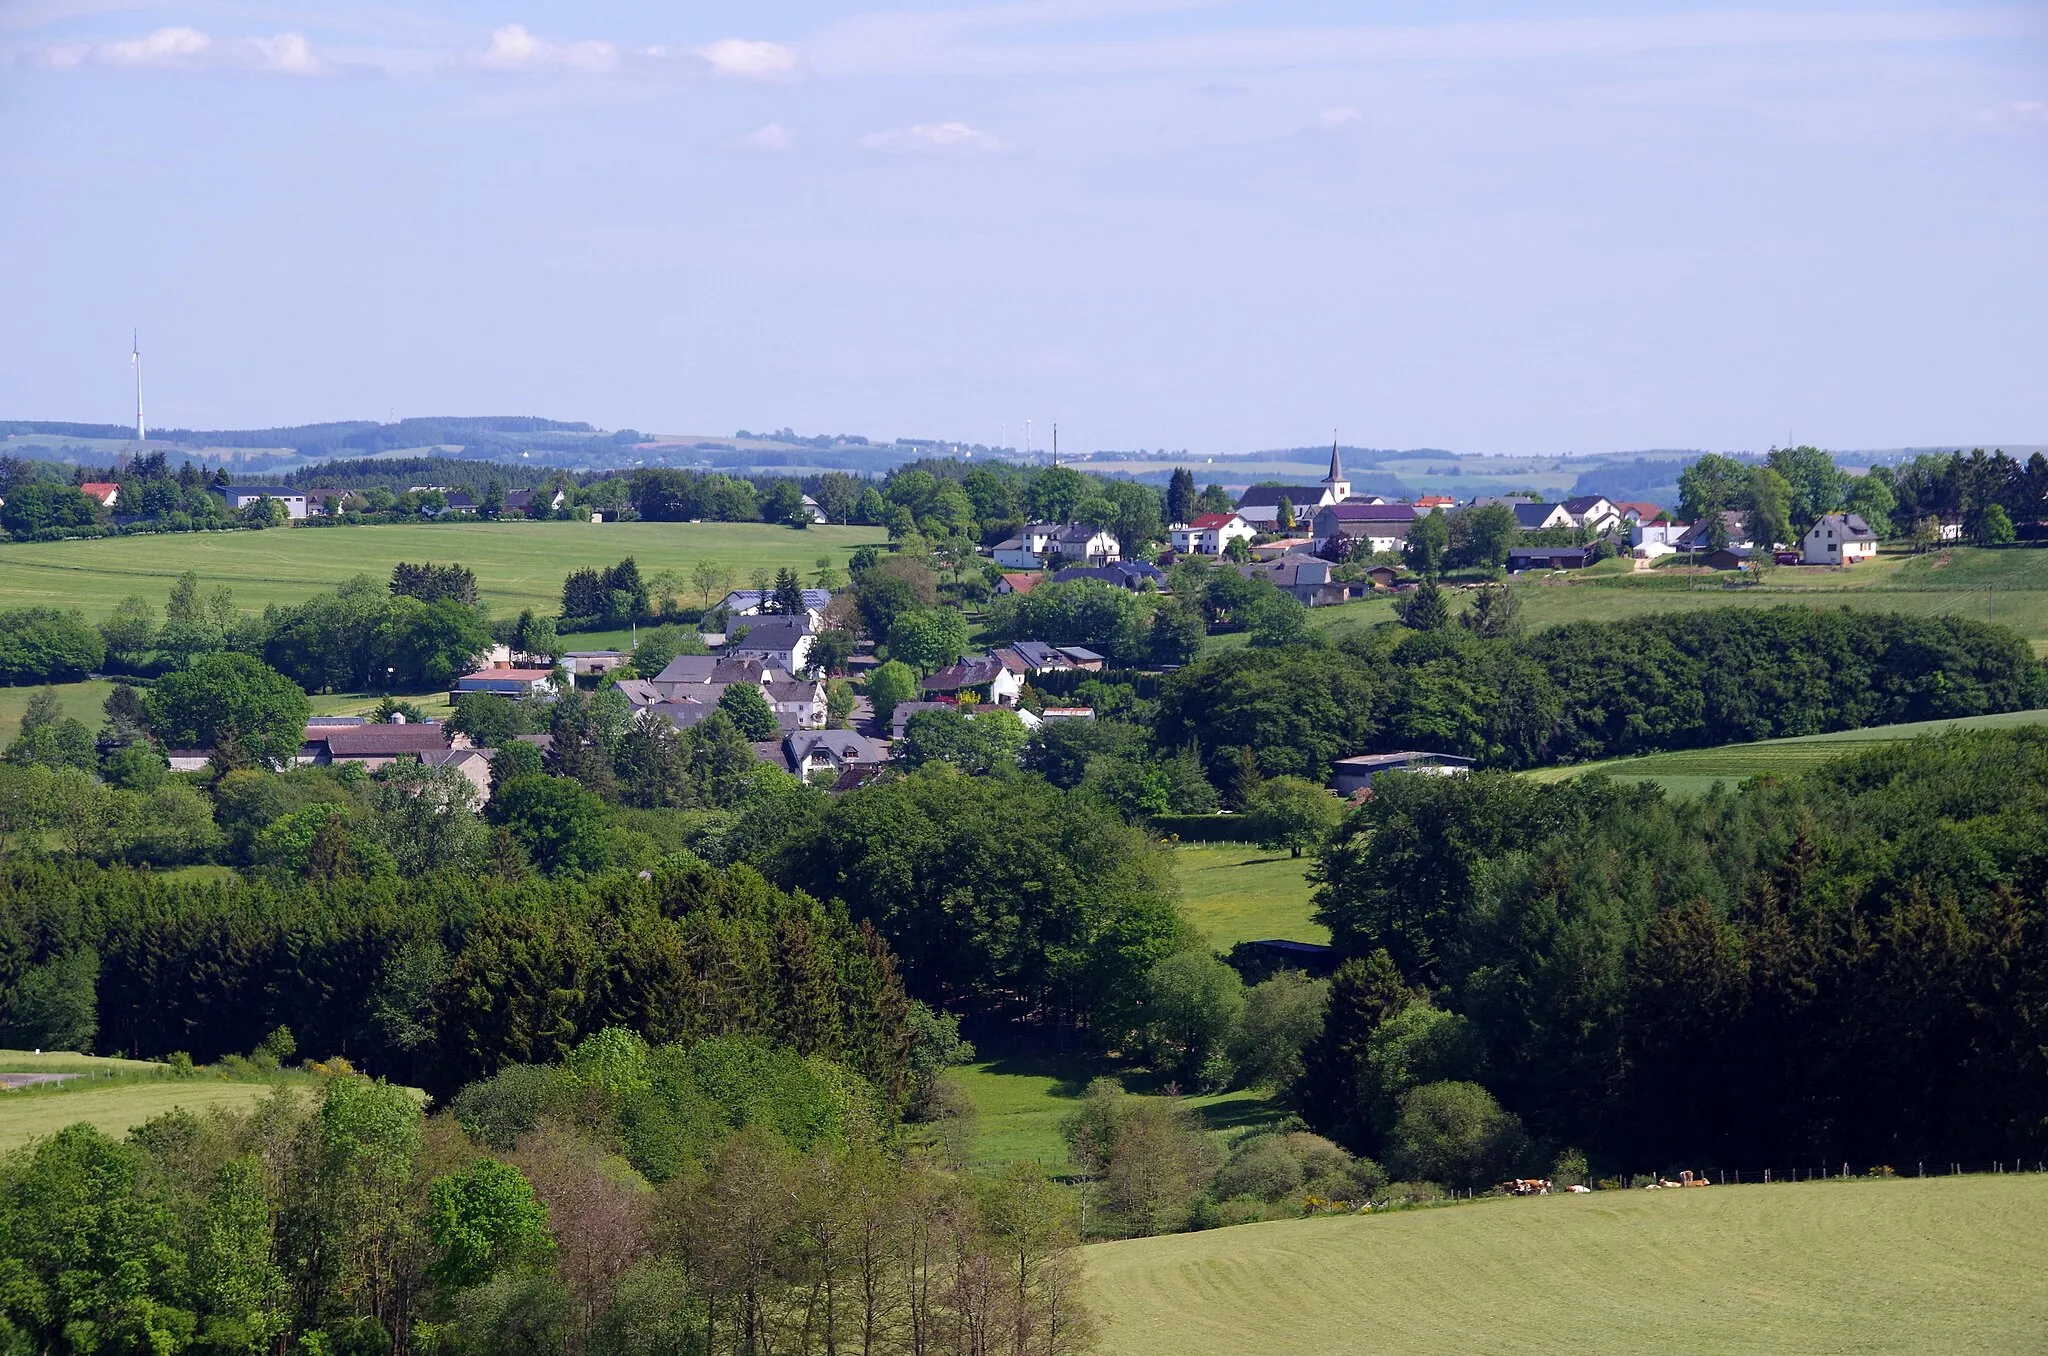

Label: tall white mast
[131,331,145,443]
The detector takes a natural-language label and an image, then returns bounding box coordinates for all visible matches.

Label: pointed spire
[1327,432,1342,486]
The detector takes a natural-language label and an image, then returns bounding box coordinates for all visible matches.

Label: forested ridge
[1300,727,2048,1168]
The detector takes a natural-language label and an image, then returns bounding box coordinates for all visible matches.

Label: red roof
[1416,494,1456,507]
[1189,513,1241,529]
[1000,572,1041,595]
[78,482,118,503]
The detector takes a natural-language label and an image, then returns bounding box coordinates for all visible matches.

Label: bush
[0,608,105,685]
[1386,1081,1528,1190]
[1213,1136,1303,1203]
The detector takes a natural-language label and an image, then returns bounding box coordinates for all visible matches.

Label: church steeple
[1323,433,1349,502]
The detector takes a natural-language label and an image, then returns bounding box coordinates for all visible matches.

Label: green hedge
[1148,813,1257,843]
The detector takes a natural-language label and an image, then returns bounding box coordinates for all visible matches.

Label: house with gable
[1234,441,1353,529]
[1170,512,1256,556]
[1801,512,1880,566]
[1311,502,1417,557]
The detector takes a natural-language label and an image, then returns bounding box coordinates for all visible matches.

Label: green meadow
[0,520,887,622]
[1169,843,1326,948]
[1525,708,2048,797]
[1085,1173,2048,1356]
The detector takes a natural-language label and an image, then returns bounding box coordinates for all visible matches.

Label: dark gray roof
[1315,503,1416,523]
[922,658,1009,693]
[220,485,301,498]
[786,730,889,764]
[1235,486,1327,508]
[728,617,813,649]
[1512,503,1564,529]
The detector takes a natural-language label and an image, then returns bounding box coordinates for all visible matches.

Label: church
[1233,441,1354,529]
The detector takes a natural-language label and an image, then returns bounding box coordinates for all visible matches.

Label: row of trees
[1156,606,2048,780]
[1677,445,2047,548]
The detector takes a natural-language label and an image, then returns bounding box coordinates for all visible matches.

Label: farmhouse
[1169,512,1257,556]
[298,720,460,770]
[1802,513,1880,565]
[1330,750,1475,795]
[78,482,120,507]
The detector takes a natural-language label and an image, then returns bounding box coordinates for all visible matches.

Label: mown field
[0,1051,283,1152]
[0,679,116,746]
[0,521,888,622]
[1525,708,2048,797]
[1210,546,2048,655]
[1086,1174,2048,1356]
[948,1057,1282,1174]
[1170,843,1326,948]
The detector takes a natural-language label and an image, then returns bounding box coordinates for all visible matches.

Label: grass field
[0,521,888,622]
[1525,708,2048,797]
[1208,546,2048,655]
[1086,1174,2048,1356]
[0,679,117,749]
[949,1056,1283,1174]
[1170,843,1326,948]
[0,1078,284,1152]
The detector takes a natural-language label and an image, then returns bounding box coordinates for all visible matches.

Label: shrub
[1387,1081,1528,1190]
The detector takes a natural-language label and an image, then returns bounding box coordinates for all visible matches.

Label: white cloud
[476,23,618,74]
[1315,105,1361,130]
[740,122,793,151]
[859,121,1008,153]
[99,26,210,68]
[32,26,332,75]
[695,38,800,81]
[1970,99,2047,129]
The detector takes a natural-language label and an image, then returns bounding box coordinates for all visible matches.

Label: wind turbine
[131,331,145,443]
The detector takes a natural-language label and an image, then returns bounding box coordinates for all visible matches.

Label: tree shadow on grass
[1190,1095,1287,1136]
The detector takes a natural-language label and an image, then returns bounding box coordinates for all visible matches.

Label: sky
[1,1,2043,456]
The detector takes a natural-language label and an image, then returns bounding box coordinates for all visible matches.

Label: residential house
[1311,503,1417,558]
[78,482,120,508]
[1169,512,1257,556]
[991,523,1121,569]
[419,490,477,517]
[649,655,770,698]
[504,488,567,515]
[419,748,494,803]
[726,616,816,676]
[785,730,890,783]
[1510,502,1575,532]
[1673,512,1757,553]
[889,701,956,739]
[1057,646,1106,671]
[1708,546,1757,570]
[997,640,1076,675]
[714,588,833,620]
[1414,494,1457,513]
[1234,442,1352,529]
[218,486,310,519]
[1802,513,1880,565]
[1506,546,1595,572]
[921,655,1025,706]
[1051,561,1166,592]
[1631,519,1685,550]
[995,572,1042,596]
[1236,554,1355,607]
[610,678,665,710]
[1329,751,1475,796]
[456,667,554,697]
[1561,496,1622,534]
[764,678,828,728]
[1613,501,1668,526]
[304,488,354,516]
[799,494,830,524]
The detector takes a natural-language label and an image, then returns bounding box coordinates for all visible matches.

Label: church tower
[1323,436,1350,503]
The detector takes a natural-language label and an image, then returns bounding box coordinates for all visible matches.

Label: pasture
[0,520,887,622]
[1207,546,2048,655]
[0,679,116,747]
[1085,1174,2048,1356]
[1525,708,2048,797]
[1170,843,1326,948]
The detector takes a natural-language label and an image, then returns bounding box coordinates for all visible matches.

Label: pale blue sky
[2,1,2043,454]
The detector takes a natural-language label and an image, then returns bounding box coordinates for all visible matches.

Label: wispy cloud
[859,121,1009,153]
[474,24,619,74]
[1968,99,2047,129]
[32,25,332,74]
[1314,105,1361,130]
[740,122,794,151]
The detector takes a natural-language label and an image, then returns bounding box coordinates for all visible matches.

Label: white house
[1631,520,1685,549]
[991,523,1121,569]
[726,617,815,676]
[715,588,832,620]
[219,486,310,519]
[920,655,1026,706]
[1802,512,1880,566]
[455,667,554,697]
[1170,512,1257,556]
[764,678,828,728]
[786,730,890,782]
[1561,496,1622,534]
